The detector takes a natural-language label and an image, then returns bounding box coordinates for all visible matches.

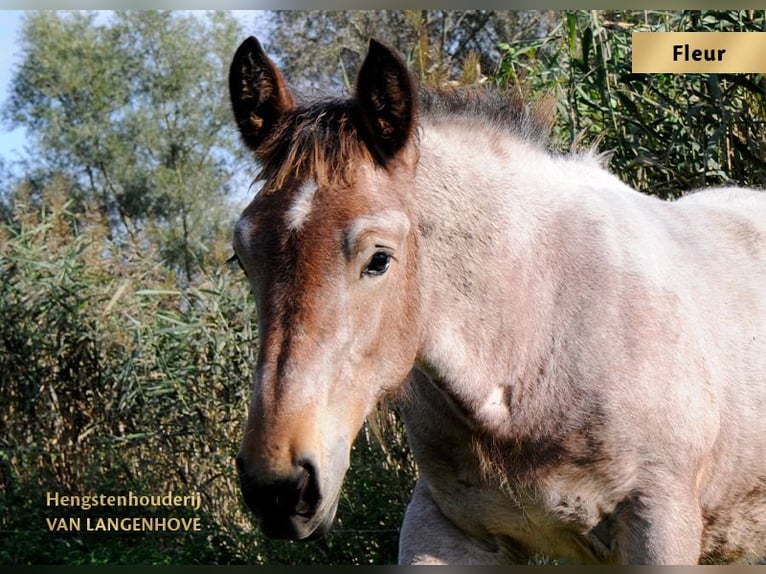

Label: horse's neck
[412,125,625,436]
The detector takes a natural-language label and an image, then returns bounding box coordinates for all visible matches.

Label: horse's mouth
[259,514,316,540]
[258,497,339,541]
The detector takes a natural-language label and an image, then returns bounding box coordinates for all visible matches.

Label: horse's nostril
[294,458,321,517]
[297,458,315,487]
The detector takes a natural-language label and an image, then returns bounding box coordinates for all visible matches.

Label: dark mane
[255,85,554,192]
[418,86,555,144]
[254,98,368,192]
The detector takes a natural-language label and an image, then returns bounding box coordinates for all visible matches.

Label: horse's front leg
[398,479,528,565]
[613,486,704,564]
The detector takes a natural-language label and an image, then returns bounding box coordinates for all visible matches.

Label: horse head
[229,36,422,539]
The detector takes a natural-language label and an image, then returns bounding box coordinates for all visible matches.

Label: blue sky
[0,10,27,165]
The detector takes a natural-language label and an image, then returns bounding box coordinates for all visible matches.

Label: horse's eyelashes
[227,253,246,273]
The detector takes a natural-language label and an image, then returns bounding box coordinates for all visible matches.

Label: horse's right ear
[229,36,294,154]
[355,39,416,164]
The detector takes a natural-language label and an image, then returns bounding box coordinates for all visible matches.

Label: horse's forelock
[255,99,371,193]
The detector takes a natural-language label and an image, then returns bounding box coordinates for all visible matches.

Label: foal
[228,36,766,564]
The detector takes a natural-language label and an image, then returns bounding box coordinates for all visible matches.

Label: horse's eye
[362,251,391,277]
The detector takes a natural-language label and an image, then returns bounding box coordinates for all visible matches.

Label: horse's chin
[305,499,340,540]
[259,488,341,541]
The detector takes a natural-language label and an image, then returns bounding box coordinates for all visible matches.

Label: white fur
[398,118,766,565]
[285,180,318,231]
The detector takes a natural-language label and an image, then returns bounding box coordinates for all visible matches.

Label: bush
[0,181,415,564]
[495,10,765,197]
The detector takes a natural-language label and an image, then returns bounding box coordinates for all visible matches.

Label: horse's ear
[355,39,416,164]
[229,36,294,154]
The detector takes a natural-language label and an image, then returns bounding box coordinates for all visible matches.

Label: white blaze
[285,180,319,231]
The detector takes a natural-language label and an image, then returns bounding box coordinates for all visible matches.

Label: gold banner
[632,32,766,73]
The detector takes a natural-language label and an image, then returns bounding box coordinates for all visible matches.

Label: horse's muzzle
[236,455,323,540]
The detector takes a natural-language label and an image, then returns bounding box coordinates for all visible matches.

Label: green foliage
[0,182,251,563]
[3,11,250,279]
[495,10,766,198]
[0,184,415,564]
[265,10,765,197]
[265,11,555,91]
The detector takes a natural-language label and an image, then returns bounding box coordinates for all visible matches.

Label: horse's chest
[425,461,618,562]
[401,373,624,562]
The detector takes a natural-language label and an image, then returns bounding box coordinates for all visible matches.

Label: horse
[228,36,766,564]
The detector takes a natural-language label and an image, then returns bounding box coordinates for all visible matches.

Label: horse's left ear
[356,39,416,164]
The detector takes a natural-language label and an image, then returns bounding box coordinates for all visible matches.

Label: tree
[264,11,556,91]
[3,11,248,280]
